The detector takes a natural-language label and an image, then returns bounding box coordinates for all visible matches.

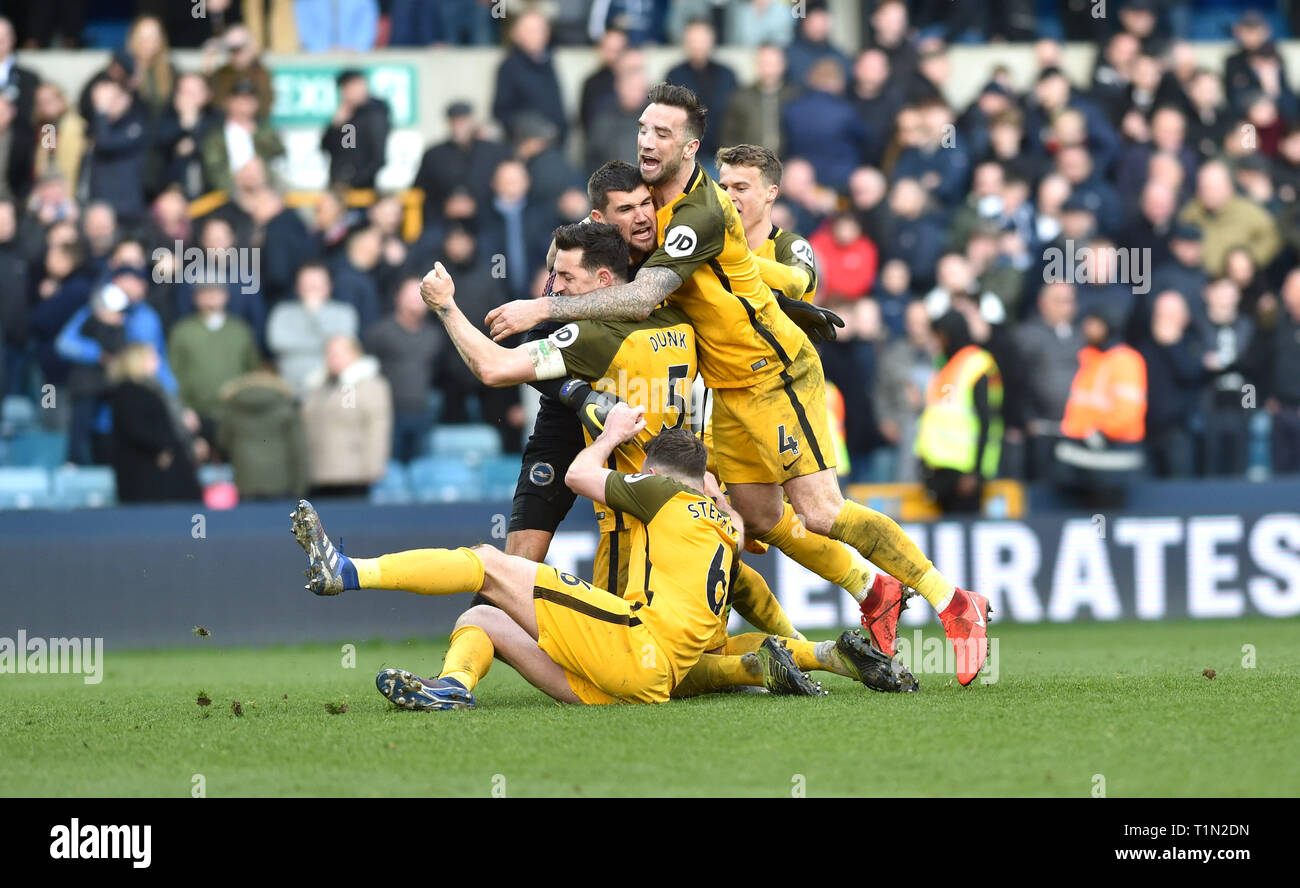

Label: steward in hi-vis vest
[915,311,1003,513]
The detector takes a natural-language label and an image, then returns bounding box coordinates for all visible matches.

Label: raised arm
[564,402,647,507]
[485,265,681,341]
[421,263,544,387]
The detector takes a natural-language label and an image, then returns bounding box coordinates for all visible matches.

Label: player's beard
[644,150,683,186]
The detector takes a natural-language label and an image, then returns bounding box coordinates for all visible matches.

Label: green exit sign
[270,63,418,127]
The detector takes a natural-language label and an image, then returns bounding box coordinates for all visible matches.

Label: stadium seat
[480,456,523,500]
[5,431,68,469]
[50,466,117,509]
[370,460,414,505]
[430,424,502,465]
[1,395,38,434]
[0,467,52,509]
[408,456,481,503]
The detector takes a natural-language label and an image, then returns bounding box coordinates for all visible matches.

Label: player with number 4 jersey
[485,85,991,686]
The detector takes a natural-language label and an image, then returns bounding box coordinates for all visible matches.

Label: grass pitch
[2,617,1296,797]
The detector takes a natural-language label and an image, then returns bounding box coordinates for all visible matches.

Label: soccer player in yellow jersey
[291,404,742,707]
[418,222,910,695]
[717,144,819,305]
[422,222,695,597]
[487,83,991,686]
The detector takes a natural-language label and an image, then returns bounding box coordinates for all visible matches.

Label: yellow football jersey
[533,306,697,532]
[603,470,739,689]
[642,165,805,389]
[756,226,819,304]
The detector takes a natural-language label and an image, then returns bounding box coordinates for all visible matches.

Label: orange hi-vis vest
[1060,344,1147,443]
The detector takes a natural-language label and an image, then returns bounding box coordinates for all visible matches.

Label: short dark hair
[646,82,707,142]
[587,160,644,213]
[716,144,783,188]
[337,69,365,87]
[552,222,629,281]
[643,428,707,479]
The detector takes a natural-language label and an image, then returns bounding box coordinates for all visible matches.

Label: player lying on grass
[485,83,991,685]
[293,403,786,707]
[419,231,913,694]
[503,163,916,662]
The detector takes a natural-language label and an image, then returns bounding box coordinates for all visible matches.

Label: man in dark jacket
[1138,291,1207,477]
[151,72,221,199]
[0,17,40,123]
[85,78,149,226]
[413,102,509,230]
[1222,11,1298,120]
[1013,281,1082,476]
[0,93,33,206]
[720,43,798,156]
[476,160,556,303]
[0,200,27,393]
[1264,270,1300,474]
[579,26,627,135]
[363,277,444,463]
[247,185,321,306]
[492,8,567,148]
[433,224,520,451]
[781,58,870,192]
[665,19,736,163]
[320,70,390,189]
[1198,278,1257,476]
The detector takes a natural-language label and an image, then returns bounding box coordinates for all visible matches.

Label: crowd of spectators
[3,1,1300,508]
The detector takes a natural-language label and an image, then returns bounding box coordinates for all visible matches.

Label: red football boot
[939,588,991,686]
[858,573,912,657]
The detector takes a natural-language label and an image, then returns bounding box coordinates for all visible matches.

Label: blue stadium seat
[429,424,502,465]
[6,432,68,468]
[480,456,522,500]
[50,466,117,509]
[370,460,413,505]
[1,395,38,434]
[408,456,482,503]
[198,464,235,487]
[0,467,52,509]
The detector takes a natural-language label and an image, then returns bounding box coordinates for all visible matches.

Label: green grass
[1,618,1296,797]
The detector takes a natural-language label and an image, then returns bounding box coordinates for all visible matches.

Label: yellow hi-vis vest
[915,345,1003,477]
[825,381,850,477]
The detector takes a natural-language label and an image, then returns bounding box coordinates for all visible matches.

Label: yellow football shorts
[710,339,836,485]
[532,564,671,704]
[591,525,634,598]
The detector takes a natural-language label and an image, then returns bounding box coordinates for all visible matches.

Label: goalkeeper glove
[558,379,621,438]
[777,296,845,344]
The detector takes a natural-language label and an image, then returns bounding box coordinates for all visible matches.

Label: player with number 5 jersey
[485,83,992,686]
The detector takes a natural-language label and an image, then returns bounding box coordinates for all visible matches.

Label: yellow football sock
[722,633,855,679]
[350,548,485,596]
[829,501,954,609]
[721,632,767,656]
[730,561,800,638]
[438,624,494,690]
[671,653,763,697]
[758,503,872,598]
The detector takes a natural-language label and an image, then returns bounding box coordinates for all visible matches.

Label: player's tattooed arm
[548,266,681,321]
[421,263,537,386]
[486,266,681,340]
